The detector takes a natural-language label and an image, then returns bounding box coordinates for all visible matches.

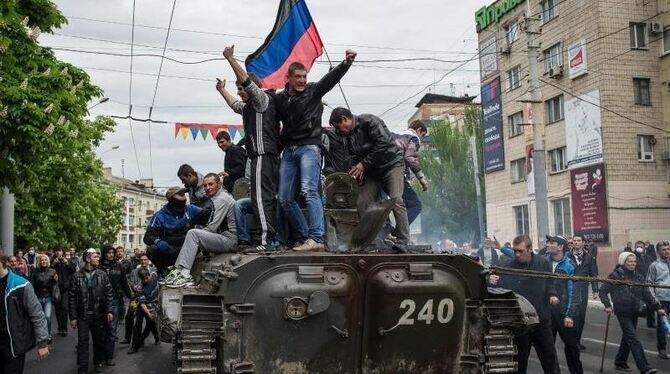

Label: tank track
[175,295,224,374]
[482,327,517,373]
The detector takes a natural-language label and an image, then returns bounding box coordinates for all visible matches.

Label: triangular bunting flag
[209,127,219,139]
[229,128,237,140]
[200,128,208,140]
[239,130,245,139]
[190,127,199,140]
[175,124,182,138]
[180,127,190,140]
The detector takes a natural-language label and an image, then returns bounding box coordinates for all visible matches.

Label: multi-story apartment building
[103,167,166,253]
[476,0,670,269]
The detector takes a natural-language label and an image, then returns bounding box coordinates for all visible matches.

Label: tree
[417,105,486,245]
[1,2,122,248]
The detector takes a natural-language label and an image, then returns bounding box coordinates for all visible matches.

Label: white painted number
[417,299,435,325]
[398,298,453,326]
[437,298,454,324]
[398,300,416,325]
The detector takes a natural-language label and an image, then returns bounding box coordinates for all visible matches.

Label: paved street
[25,318,174,374]
[25,301,670,373]
[527,300,670,373]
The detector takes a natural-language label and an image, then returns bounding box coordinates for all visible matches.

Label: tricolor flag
[245,0,324,89]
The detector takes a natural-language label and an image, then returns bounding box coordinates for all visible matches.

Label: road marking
[582,337,658,356]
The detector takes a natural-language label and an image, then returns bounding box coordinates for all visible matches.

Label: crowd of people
[1,246,160,374]
[141,45,432,288]
[487,235,670,374]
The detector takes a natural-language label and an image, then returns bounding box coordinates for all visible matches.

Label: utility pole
[525,14,550,248]
[470,135,486,244]
[1,188,15,254]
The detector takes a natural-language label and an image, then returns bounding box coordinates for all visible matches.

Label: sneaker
[161,268,181,285]
[659,349,668,360]
[383,233,397,247]
[293,239,325,252]
[614,363,632,372]
[170,273,195,288]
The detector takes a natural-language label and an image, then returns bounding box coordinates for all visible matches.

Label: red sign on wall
[570,163,609,242]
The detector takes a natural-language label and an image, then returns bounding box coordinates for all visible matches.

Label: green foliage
[417,105,486,244]
[1,2,122,248]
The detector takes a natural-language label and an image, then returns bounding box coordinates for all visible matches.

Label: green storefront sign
[475,0,525,32]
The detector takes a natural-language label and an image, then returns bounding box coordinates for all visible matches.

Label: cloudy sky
[43,0,486,187]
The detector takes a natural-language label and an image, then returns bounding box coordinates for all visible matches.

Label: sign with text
[570,163,609,242]
[568,39,588,79]
[481,77,505,173]
[479,36,498,81]
[565,90,603,169]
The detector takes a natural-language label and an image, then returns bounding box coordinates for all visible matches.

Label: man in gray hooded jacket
[164,173,237,288]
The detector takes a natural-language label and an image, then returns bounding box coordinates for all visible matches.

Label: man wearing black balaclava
[143,187,210,274]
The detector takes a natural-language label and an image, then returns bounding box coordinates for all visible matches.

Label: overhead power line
[147,0,178,180]
[539,78,670,134]
[63,14,486,54]
[126,0,143,180]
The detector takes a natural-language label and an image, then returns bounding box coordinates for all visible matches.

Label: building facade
[476,0,670,269]
[103,168,166,252]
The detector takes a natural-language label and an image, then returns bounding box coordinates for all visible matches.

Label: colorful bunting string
[174,123,244,142]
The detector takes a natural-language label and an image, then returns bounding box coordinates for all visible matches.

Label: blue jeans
[657,300,670,350]
[105,298,122,360]
[403,180,422,225]
[615,313,650,371]
[38,297,52,337]
[235,197,253,243]
[236,197,285,245]
[278,145,324,242]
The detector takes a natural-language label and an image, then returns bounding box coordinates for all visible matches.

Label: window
[549,146,567,173]
[505,22,520,46]
[552,198,572,237]
[633,78,651,105]
[543,43,562,73]
[129,235,135,245]
[507,65,521,91]
[545,95,564,123]
[508,111,524,137]
[514,205,530,236]
[541,0,559,23]
[511,158,526,183]
[663,27,670,55]
[638,135,655,161]
[128,216,135,226]
[630,22,648,49]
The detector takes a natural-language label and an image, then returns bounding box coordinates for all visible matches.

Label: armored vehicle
[159,173,537,373]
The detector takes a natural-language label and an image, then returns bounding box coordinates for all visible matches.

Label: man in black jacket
[275,49,356,251]
[329,108,409,252]
[216,131,247,194]
[217,45,280,250]
[101,246,132,366]
[0,254,49,373]
[52,246,76,337]
[568,233,599,350]
[489,235,560,374]
[69,249,114,374]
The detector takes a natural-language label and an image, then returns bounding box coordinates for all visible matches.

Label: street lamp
[101,145,120,155]
[87,97,109,111]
